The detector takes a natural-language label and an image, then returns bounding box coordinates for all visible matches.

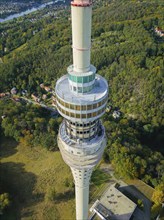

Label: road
[20,97,58,115]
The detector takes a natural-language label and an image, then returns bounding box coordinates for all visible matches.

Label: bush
[0,193,10,214]
[137,199,144,210]
[64,178,74,188]
[45,187,56,202]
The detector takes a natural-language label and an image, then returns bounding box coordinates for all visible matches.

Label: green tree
[0,193,10,214]
[152,183,164,205]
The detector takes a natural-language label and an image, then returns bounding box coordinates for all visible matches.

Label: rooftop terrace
[55,74,108,105]
[90,183,137,220]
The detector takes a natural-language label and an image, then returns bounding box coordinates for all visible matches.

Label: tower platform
[55,74,108,122]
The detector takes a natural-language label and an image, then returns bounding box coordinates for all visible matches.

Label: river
[0,0,64,23]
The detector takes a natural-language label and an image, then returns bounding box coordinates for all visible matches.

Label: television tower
[55,0,108,219]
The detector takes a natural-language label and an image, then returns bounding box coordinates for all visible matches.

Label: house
[1,115,6,119]
[40,83,51,92]
[31,94,40,102]
[106,105,112,113]
[0,93,6,98]
[32,30,38,35]
[21,90,27,96]
[42,94,47,100]
[40,83,44,89]
[52,96,56,102]
[44,86,51,92]
[13,98,20,102]
[155,27,164,37]
[10,87,17,95]
[113,110,121,119]
[52,101,56,107]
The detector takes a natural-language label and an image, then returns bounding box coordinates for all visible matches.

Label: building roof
[90,183,137,220]
[113,111,121,118]
[55,74,108,105]
[11,87,17,94]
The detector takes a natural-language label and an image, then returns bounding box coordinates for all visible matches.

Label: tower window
[82,114,87,119]
[70,104,75,109]
[78,87,82,93]
[81,105,86,111]
[76,114,80,118]
[70,112,74,117]
[92,112,97,117]
[75,105,81,111]
[87,113,92,118]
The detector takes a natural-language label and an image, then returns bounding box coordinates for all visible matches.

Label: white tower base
[75,185,89,220]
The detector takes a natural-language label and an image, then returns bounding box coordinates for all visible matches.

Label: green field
[0,138,75,220]
[0,138,110,220]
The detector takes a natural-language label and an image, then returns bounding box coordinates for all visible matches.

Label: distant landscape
[0,0,163,219]
[0,0,70,19]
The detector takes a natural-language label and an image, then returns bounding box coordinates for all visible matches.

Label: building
[90,183,137,220]
[0,93,6,98]
[106,105,112,113]
[113,110,121,119]
[1,115,6,119]
[10,87,17,95]
[21,89,27,96]
[40,83,51,92]
[155,27,164,37]
[40,83,45,89]
[31,94,40,102]
[42,94,47,100]
[55,0,108,219]
[44,86,51,92]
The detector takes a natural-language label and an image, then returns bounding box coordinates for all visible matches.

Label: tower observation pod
[55,0,108,219]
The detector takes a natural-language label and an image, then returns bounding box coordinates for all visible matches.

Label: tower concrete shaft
[55,0,108,219]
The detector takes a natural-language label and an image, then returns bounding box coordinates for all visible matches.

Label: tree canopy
[0,0,163,192]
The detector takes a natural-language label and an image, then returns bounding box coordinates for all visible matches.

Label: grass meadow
[0,137,75,220]
[0,137,110,220]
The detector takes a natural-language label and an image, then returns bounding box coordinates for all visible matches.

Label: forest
[0,0,164,217]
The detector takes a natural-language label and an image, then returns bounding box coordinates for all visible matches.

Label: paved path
[20,97,58,114]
